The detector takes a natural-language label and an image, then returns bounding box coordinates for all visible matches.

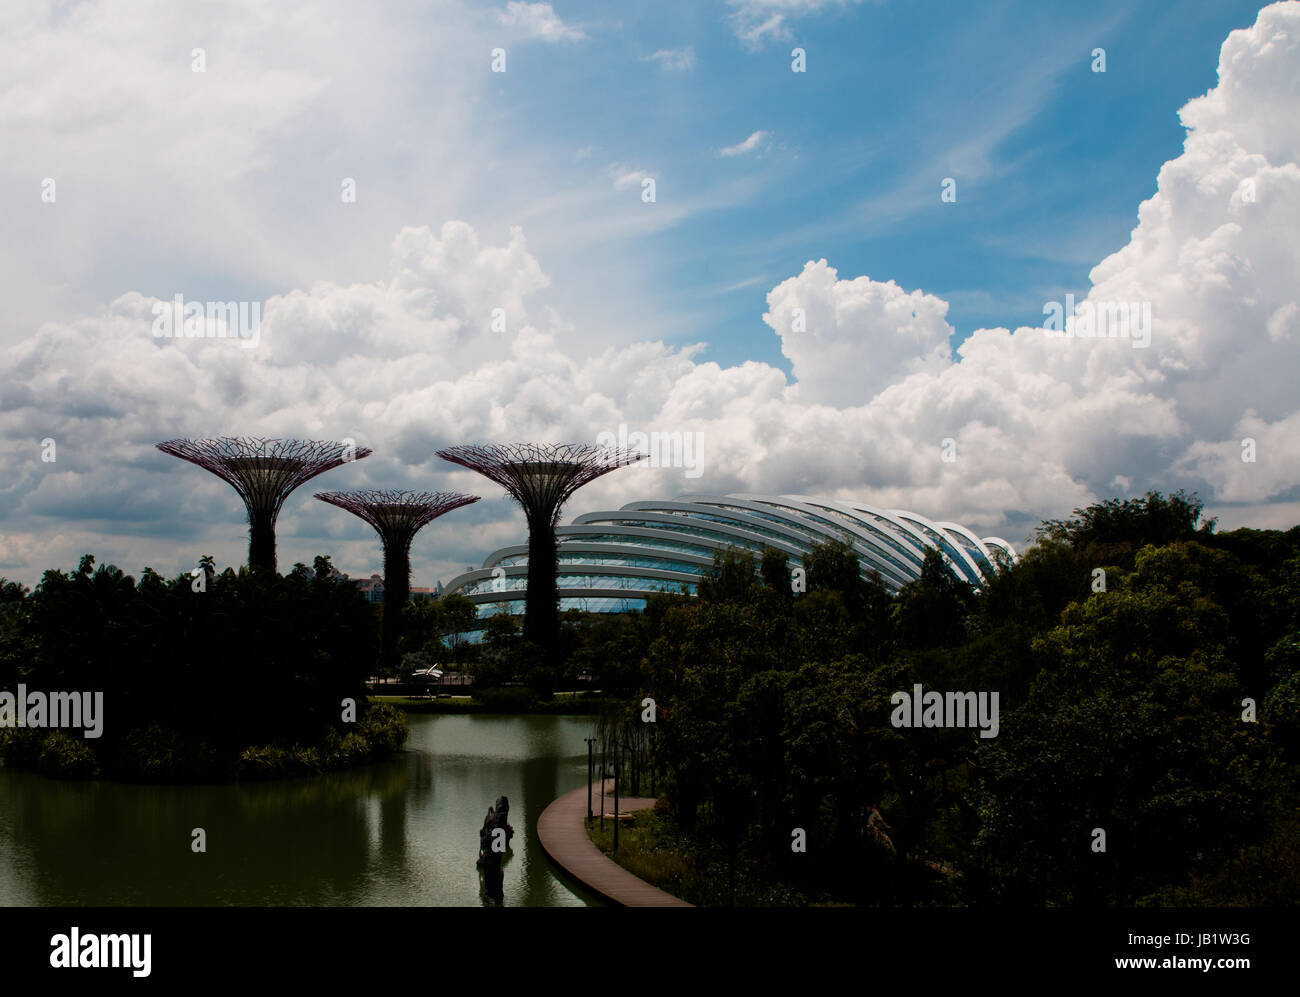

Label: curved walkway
[537,779,693,907]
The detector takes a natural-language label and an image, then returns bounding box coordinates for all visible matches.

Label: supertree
[156,437,372,573]
[435,443,646,655]
[315,489,480,671]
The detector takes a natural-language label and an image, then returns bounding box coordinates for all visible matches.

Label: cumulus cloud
[3,3,1300,587]
[763,261,952,404]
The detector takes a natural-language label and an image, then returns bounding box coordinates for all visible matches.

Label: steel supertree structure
[435,443,647,653]
[315,489,480,670]
[156,436,372,573]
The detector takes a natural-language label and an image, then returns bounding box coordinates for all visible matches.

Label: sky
[1,0,1297,590]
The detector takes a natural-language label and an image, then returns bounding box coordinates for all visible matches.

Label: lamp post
[649,725,656,798]
[613,754,621,854]
[584,737,595,821]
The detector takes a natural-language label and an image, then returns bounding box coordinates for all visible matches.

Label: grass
[372,693,615,715]
[586,807,833,907]
[371,695,472,704]
[586,808,697,900]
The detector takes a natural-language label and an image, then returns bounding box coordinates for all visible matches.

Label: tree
[697,548,761,605]
[892,548,974,649]
[438,593,478,651]
[972,546,1269,904]
[7,553,379,780]
[1037,489,1214,568]
[759,547,792,598]
[0,578,29,603]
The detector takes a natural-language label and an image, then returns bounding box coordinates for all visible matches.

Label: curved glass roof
[444,493,1017,617]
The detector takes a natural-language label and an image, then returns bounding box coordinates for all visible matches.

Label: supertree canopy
[315,489,480,671]
[435,443,647,653]
[156,436,372,573]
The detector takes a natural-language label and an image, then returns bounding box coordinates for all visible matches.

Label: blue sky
[462,0,1270,370]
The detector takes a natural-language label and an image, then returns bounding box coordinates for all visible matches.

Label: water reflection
[0,714,601,907]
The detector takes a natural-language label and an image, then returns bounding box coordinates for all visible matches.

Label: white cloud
[641,46,696,71]
[496,2,586,42]
[719,130,771,156]
[1175,410,1300,503]
[763,261,953,405]
[725,0,864,49]
[608,164,652,189]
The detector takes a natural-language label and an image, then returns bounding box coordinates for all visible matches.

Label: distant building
[353,574,443,604]
[355,574,385,604]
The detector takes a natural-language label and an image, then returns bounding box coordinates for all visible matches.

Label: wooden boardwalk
[536,780,693,907]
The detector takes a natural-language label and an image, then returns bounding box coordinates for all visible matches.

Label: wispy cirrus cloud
[608,163,653,189]
[641,46,696,71]
[496,2,586,42]
[725,0,866,49]
[719,130,770,157]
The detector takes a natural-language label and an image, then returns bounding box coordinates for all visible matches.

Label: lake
[0,713,602,907]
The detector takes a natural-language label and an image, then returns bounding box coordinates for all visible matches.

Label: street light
[584,737,595,821]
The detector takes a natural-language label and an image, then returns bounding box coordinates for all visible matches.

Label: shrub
[0,725,46,767]
[358,702,408,756]
[237,744,322,779]
[117,724,225,781]
[239,704,405,779]
[121,723,180,779]
[336,731,373,767]
[320,727,378,769]
[37,730,101,779]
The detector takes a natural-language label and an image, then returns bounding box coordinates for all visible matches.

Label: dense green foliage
[0,556,406,781]
[613,491,1300,906]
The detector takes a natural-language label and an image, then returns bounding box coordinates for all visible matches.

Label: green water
[0,714,602,907]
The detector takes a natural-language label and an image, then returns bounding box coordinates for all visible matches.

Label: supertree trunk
[248,514,278,574]
[315,490,480,676]
[523,514,559,649]
[381,541,410,672]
